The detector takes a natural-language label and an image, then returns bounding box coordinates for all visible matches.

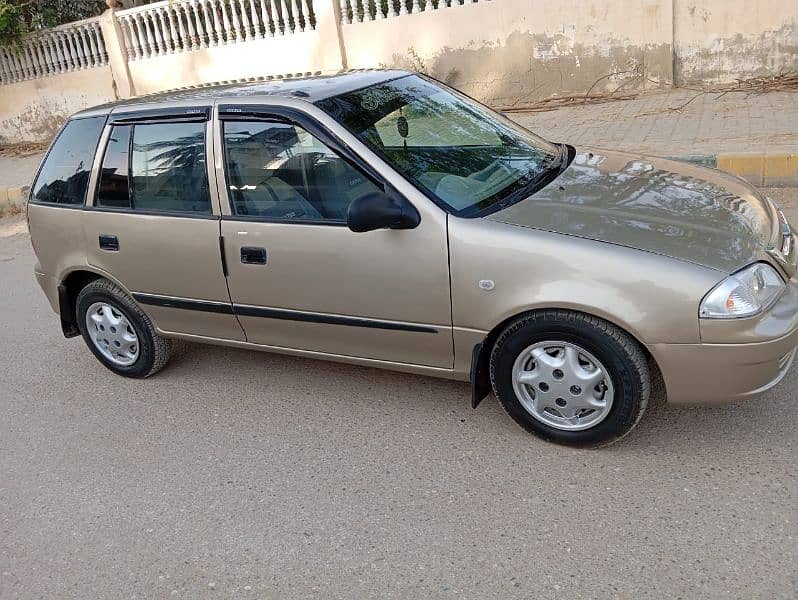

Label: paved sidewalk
[510,88,798,157]
[1,88,797,202]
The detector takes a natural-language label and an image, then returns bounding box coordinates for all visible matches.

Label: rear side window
[96,121,211,215]
[96,125,131,208]
[31,116,105,206]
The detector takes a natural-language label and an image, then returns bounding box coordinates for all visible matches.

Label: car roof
[72,69,412,118]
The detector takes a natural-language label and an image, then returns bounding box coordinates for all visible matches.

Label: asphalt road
[1,192,797,599]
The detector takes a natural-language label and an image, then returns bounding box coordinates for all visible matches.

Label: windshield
[316,74,564,217]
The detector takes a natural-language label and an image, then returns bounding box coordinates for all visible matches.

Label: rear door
[82,107,243,341]
[216,105,453,368]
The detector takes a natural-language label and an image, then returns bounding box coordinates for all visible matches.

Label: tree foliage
[0,0,107,47]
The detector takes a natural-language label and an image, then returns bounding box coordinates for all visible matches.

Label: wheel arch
[57,267,137,338]
[471,306,662,408]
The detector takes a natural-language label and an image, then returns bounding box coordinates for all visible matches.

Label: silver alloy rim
[511,341,614,431]
[85,302,139,367]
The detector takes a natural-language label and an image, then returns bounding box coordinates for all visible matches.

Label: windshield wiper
[494,144,570,210]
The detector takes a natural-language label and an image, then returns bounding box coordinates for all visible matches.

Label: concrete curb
[671,152,798,187]
[0,185,28,216]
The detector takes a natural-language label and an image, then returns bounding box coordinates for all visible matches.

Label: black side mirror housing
[347,189,421,233]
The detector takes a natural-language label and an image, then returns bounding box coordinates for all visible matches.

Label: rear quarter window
[31,116,106,206]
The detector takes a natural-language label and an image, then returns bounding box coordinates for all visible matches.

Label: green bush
[0,0,106,48]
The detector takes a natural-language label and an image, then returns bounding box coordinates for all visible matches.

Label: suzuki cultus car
[28,71,798,446]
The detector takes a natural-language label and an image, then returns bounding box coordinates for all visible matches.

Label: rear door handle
[240,246,267,265]
[99,234,119,251]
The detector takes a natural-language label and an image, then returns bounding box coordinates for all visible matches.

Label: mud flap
[471,343,491,408]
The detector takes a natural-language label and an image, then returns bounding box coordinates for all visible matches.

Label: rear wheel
[489,310,650,447]
[76,279,171,378]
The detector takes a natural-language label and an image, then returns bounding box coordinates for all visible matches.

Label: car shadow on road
[161,340,796,456]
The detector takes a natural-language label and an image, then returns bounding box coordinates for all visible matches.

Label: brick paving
[508,89,798,157]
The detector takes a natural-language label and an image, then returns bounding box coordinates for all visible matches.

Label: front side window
[96,121,211,214]
[316,75,565,217]
[222,120,379,221]
[32,116,106,206]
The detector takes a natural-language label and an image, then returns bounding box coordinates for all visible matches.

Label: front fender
[449,217,722,346]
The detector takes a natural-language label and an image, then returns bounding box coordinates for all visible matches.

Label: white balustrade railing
[0,17,107,85]
[117,0,317,61]
[339,0,480,23]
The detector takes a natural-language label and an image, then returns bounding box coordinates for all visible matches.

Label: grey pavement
[511,89,798,157]
[1,190,796,599]
[4,89,797,192]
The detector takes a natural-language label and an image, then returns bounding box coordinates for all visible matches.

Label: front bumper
[650,273,798,405]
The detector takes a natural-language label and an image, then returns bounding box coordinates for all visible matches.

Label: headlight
[700,263,785,319]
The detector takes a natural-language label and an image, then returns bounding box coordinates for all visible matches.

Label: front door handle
[99,234,119,251]
[240,246,267,265]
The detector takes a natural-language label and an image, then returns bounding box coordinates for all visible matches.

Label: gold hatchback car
[28,70,798,446]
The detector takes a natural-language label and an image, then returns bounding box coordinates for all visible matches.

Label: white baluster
[142,13,157,56]
[44,35,56,72]
[208,0,225,44]
[24,42,37,77]
[0,48,10,83]
[65,32,79,70]
[190,2,207,47]
[219,0,233,44]
[18,44,32,79]
[261,0,275,33]
[303,0,315,27]
[132,15,147,57]
[236,0,251,39]
[85,24,100,67]
[93,22,108,64]
[409,0,419,13]
[278,0,292,32]
[164,8,180,52]
[39,35,54,74]
[78,26,93,67]
[0,48,12,83]
[182,4,198,48]
[69,29,83,68]
[22,42,37,77]
[173,6,189,50]
[3,47,17,82]
[119,17,136,60]
[74,28,89,68]
[248,0,261,36]
[14,46,26,80]
[228,0,244,42]
[154,8,172,52]
[199,0,217,45]
[149,10,165,54]
[292,0,306,30]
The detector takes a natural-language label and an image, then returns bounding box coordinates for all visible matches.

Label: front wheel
[489,310,650,447]
[76,279,172,378]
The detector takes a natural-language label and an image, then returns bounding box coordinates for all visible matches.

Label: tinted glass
[31,116,105,205]
[130,122,210,214]
[223,121,379,221]
[96,125,131,208]
[316,75,563,217]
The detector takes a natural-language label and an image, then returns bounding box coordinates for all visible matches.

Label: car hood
[487,149,776,273]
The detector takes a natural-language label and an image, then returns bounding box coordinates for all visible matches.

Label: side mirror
[347,190,421,233]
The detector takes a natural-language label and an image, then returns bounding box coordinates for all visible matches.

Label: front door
[83,111,244,341]
[217,114,453,368]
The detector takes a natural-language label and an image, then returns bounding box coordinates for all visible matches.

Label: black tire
[76,278,172,378]
[489,310,650,447]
